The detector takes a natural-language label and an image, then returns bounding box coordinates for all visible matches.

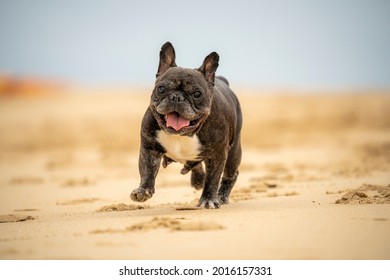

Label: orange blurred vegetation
[0,75,68,97]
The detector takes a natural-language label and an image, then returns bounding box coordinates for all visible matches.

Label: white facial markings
[156,130,201,164]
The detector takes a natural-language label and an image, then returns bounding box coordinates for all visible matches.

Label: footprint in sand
[14,209,39,212]
[230,181,281,202]
[57,198,101,206]
[127,217,224,232]
[267,191,299,197]
[0,214,35,223]
[9,176,44,185]
[61,178,94,188]
[46,154,74,170]
[90,217,224,234]
[96,203,147,212]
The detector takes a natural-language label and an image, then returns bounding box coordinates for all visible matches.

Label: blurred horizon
[1,0,390,91]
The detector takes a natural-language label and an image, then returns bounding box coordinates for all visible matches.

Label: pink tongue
[166,112,190,131]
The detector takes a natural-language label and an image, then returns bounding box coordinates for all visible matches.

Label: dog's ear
[156,42,177,78]
[198,52,219,85]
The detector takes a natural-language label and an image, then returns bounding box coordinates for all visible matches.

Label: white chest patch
[156,130,201,164]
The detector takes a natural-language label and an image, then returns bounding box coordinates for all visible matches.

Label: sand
[0,89,389,259]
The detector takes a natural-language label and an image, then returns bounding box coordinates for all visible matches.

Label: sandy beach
[0,89,389,259]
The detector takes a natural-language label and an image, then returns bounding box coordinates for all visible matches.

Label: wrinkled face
[150,67,213,135]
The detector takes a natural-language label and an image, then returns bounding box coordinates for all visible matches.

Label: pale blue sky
[0,0,389,89]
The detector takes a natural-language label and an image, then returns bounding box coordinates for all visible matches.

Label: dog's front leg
[197,152,227,209]
[130,148,162,203]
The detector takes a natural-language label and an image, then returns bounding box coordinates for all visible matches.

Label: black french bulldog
[130,42,242,209]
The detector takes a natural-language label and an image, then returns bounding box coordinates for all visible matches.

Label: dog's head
[150,42,219,136]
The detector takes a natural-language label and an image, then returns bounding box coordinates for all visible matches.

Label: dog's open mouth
[157,112,202,132]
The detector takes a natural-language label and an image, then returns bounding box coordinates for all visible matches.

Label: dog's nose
[169,94,184,103]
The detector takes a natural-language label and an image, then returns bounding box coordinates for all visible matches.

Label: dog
[130,42,242,209]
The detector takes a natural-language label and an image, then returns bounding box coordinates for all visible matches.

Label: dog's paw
[191,170,205,190]
[130,188,154,202]
[219,196,229,205]
[197,198,220,209]
[192,183,204,190]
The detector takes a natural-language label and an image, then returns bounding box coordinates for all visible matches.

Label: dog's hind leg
[218,141,241,204]
[190,162,205,190]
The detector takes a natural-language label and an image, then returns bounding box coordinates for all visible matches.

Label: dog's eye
[193,91,202,98]
[157,86,165,94]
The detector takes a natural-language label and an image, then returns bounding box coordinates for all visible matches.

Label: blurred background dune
[1,89,389,171]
